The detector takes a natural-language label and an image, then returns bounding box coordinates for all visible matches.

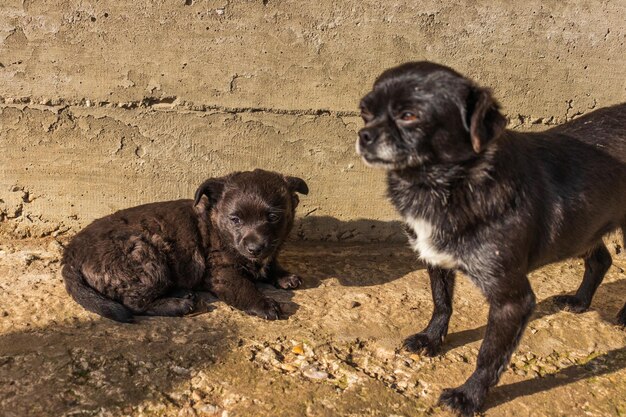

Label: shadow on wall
[0,317,236,417]
[293,215,405,243]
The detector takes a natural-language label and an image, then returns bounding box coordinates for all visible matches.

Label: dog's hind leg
[403,266,455,356]
[554,243,612,313]
[141,291,197,317]
[618,303,626,327]
[617,227,626,326]
[122,284,197,318]
[105,234,189,318]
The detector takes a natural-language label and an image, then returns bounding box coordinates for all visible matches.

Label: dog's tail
[62,264,134,323]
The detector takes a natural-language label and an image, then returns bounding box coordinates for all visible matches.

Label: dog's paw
[275,274,302,290]
[170,289,196,300]
[553,295,589,313]
[144,296,196,317]
[170,291,197,315]
[438,386,482,417]
[179,298,196,314]
[246,298,282,320]
[164,297,196,316]
[402,332,442,356]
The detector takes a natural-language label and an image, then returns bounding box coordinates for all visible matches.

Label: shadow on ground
[283,214,424,289]
[436,278,626,411]
[0,317,237,417]
[294,216,405,244]
[444,278,626,353]
[281,240,422,289]
[487,345,626,410]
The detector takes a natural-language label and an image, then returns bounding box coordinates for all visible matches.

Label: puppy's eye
[360,109,374,123]
[268,213,280,223]
[229,215,242,225]
[399,111,418,122]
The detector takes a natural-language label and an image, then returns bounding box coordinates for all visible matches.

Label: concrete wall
[1,0,625,240]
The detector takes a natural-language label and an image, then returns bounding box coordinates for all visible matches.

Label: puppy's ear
[194,178,226,206]
[284,176,309,195]
[466,87,507,153]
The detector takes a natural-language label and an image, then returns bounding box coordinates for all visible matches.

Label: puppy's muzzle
[241,233,271,259]
[245,241,267,257]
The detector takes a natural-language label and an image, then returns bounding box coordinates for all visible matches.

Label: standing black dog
[357,61,626,415]
[62,169,308,323]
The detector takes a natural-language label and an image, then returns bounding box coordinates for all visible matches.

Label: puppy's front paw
[553,295,589,313]
[170,289,196,300]
[439,386,482,417]
[402,332,442,356]
[246,298,282,320]
[275,274,302,289]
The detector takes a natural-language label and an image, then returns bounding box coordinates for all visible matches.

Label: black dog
[62,169,308,323]
[357,61,626,415]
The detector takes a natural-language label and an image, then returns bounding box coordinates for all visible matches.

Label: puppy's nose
[246,242,266,256]
[358,129,375,146]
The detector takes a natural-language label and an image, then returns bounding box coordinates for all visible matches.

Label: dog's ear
[194,178,226,206]
[284,176,309,195]
[466,87,507,153]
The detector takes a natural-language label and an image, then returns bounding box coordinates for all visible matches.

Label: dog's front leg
[268,259,302,289]
[210,267,282,320]
[403,266,455,356]
[439,276,536,416]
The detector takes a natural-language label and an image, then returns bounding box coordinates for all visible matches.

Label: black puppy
[357,61,626,415]
[62,169,308,323]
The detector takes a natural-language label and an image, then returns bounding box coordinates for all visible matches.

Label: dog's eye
[360,109,373,123]
[229,215,242,225]
[399,111,418,122]
[268,213,280,223]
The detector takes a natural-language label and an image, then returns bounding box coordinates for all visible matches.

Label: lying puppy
[357,61,626,415]
[62,169,308,323]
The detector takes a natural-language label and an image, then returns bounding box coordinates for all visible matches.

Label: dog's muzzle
[356,129,402,168]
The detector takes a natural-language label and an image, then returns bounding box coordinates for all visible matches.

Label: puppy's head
[194,169,308,261]
[356,61,507,170]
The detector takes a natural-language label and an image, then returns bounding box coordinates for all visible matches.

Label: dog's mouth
[246,254,270,262]
[356,139,413,170]
[360,153,410,170]
[363,154,395,166]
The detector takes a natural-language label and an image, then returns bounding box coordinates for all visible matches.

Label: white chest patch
[405,216,459,269]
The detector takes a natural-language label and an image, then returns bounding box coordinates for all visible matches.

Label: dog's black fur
[61,169,308,323]
[357,61,626,416]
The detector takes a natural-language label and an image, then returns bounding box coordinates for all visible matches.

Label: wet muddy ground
[1,237,625,417]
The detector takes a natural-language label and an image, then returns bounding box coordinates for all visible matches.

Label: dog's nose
[358,129,375,146]
[246,242,266,256]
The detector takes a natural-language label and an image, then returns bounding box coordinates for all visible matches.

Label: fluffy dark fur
[357,61,626,416]
[61,169,308,323]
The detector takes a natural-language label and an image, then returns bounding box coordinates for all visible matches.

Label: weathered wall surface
[1,1,625,240]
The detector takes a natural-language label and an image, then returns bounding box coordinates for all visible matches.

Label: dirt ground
[1,237,625,417]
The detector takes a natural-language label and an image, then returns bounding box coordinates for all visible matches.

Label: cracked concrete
[1,1,625,239]
[0,103,400,240]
